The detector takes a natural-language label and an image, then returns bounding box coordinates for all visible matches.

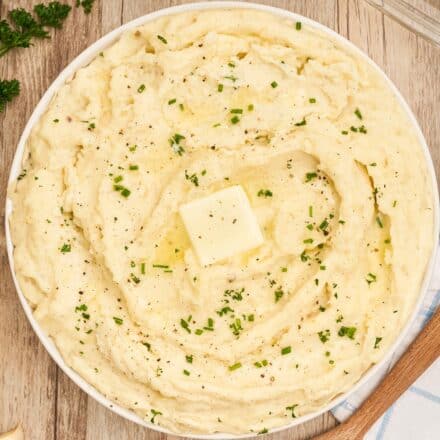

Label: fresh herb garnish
[180,317,191,334]
[169,133,186,155]
[318,329,330,343]
[228,362,242,371]
[157,34,167,44]
[294,117,307,127]
[374,337,382,349]
[366,272,377,285]
[217,83,223,92]
[230,115,240,124]
[113,316,123,325]
[137,84,146,93]
[150,409,162,424]
[376,216,383,228]
[286,404,298,418]
[216,306,234,317]
[338,326,357,339]
[257,189,273,198]
[354,108,363,120]
[274,289,284,302]
[281,346,292,355]
[300,250,310,262]
[224,75,237,82]
[254,359,268,368]
[60,243,71,253]
[224,288,244,301]
[0,3,71,58]
[114,184,131,197]
[184,170,199,186]
[270,81,278,88]
[76,0,96,14]
[296,21,302,30]
[305,172,317,182]
[0,79,20,112]
[229,318,243,336]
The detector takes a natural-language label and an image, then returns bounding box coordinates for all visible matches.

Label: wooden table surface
[0,1,439,439]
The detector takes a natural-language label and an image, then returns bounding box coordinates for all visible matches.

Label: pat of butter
[179,185,264,265]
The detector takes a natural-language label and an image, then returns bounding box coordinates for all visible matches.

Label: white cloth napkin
[332,247,440,439]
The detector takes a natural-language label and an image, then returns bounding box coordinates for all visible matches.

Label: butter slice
[179,186,264,265]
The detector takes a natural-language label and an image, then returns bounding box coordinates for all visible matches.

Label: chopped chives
[157,35,167,44]
[281,346,291,355]
[228,362,242,371]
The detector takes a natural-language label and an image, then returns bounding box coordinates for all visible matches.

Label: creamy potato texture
[10,9,435,435]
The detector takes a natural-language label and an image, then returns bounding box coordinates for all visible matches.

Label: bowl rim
[4,1,440,438]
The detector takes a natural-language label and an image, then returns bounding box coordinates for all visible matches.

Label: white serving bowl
[5,2,439,438]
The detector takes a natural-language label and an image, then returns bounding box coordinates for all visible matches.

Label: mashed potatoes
[9,9,435,435]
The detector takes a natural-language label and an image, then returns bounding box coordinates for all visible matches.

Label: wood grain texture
[0,1,438,439]
[314,307,440,440]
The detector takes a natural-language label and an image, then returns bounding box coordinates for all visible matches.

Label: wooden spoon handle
[315,307,440,440]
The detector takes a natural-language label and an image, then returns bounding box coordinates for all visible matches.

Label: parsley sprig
[0,79,20,112]
[0,3,71,58]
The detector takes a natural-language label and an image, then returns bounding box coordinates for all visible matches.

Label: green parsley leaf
[76,0,96,14]
[0,79,20,112]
